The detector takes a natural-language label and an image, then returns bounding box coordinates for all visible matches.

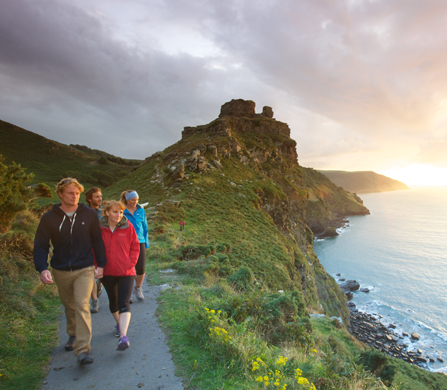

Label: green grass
[0,253,61,389]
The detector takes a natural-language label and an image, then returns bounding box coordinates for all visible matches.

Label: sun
[380,164,447,186]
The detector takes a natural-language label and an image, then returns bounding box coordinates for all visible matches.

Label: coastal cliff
[108,99,370,324]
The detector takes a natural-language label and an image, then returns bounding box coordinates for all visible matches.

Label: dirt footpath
[42,281,184,390]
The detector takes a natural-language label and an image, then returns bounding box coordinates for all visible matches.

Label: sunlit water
[314,186,447,372]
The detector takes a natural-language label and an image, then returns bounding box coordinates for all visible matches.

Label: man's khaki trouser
[52,266,95,356]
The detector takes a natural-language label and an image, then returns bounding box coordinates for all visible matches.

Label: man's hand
[40,270,54,284]
[95,267,104,279]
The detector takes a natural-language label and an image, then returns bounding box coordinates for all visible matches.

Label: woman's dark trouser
[102,275,135,314]
[135,243,146,275]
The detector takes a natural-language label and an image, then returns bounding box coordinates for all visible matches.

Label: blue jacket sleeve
[142,209,149,249]
[91,214,107,268]
[33,215,51,273]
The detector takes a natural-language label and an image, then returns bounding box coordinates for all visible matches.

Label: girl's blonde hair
[102,200,125,216]
[119,190,137,205]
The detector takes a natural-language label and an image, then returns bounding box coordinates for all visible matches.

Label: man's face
[58,184,81,208]
[90,191,102,209]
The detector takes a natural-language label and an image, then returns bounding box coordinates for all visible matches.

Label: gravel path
[42,281,184,390]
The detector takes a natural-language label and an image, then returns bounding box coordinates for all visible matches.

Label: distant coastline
[319,170,409,194]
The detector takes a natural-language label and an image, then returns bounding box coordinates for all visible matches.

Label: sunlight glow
[380,164,447,186]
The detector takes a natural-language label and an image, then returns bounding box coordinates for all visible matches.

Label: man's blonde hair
[102,200,125,216]
[56,177,84,194]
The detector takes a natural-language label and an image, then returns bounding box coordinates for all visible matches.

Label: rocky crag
[109,99,370,324]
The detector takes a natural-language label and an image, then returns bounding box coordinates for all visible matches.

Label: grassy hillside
[2,105,445,389]
[0,119,142,204]
[100,110,446,389]
[104,114,370,324]
[319,170,409,194]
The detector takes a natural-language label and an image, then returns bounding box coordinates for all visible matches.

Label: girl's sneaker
[114,324,120,337]
[134,286,145,301]
[117,336,130,351]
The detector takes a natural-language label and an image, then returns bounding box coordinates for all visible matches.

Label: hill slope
[0,119,142,194]
[105,99,369,323]
[319,170,409,193]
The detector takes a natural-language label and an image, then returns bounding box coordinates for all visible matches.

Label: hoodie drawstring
[59,215,66,232]
[71,213,76,234]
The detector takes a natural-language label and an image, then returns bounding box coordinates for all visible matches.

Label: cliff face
[110,99,369,324]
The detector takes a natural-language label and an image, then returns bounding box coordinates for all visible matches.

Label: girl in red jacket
[100,200,140,351]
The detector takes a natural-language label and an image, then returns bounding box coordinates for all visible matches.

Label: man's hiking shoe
[90,299,99,313]
[65,336,76,351]
[114,324,120,337]
[117,336,130,351]
[134,286,144,301]
[96,280,103,298]
[78,351,93,365]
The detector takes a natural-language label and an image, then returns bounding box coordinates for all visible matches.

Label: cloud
[1,0,447,171]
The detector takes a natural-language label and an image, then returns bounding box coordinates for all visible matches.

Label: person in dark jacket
[33,177,106,365]
[85,186,103,313]
[99,200,139,351]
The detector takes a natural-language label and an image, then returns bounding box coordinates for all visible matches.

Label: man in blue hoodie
[33,178,106,365]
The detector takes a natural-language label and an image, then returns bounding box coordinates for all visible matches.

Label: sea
[314,186,447,373]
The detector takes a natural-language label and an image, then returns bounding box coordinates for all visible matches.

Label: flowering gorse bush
[202,307,237,361]
[209,326,232,343]
[251,355,316,389]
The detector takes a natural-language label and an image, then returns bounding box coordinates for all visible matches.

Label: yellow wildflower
[297,377,309,386]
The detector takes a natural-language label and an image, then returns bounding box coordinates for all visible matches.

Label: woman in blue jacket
[120,190,149,300]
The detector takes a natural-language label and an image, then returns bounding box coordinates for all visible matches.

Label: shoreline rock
[348,306,437,368]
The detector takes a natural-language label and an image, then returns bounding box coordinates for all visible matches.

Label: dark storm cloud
[1,0,446,170]
[0,0,227,157]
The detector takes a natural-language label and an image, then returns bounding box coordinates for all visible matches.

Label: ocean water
[314,186,447,372]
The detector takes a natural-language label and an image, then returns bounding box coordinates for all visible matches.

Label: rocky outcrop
[340,280,360,292]
[219,99,256,118]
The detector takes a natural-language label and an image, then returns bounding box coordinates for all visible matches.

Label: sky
[1,0,447,185]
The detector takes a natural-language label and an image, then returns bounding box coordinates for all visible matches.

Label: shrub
[216,242,231,253]
[92,170,116,187]
[174,256,219,278]
[260,292,312,346]
[0,210,38,256]
[33,183,53,199]
[151,225,165,235]
[359,349,388,373]
[0,156,33,233]
[98,156,108,164]
[177,244,216,260]
[227,266,254,291]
